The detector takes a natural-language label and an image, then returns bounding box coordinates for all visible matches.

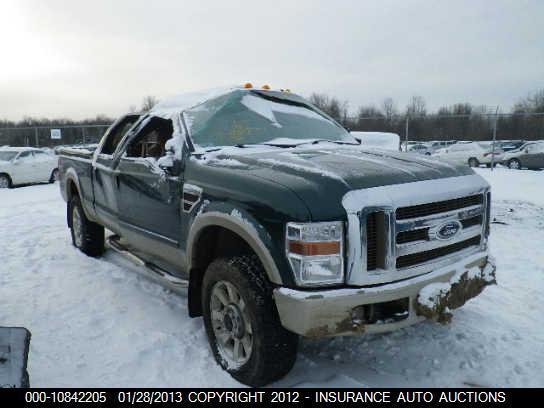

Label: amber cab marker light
[244,82,253,89]
[288,241,340,256]
[262,84,271,90]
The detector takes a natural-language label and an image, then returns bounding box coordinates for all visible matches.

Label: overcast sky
[1,0,543,120]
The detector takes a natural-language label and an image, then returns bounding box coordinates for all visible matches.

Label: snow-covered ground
[0,168,543,387]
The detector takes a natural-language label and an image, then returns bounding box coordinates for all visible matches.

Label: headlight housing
[285,221,344,287]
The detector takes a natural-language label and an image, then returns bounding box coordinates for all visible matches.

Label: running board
[106,235,188,289]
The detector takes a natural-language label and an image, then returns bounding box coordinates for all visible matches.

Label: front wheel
[507,159,521,170]
[0,174,11,189]
[468,157,479,167]
[69,195,105,257]
[202,255,298,386]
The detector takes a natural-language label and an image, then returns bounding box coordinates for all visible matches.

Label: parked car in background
[497,140,526,152]
[408,143,432,155]
[0,147,59,188]
[424,140,457,154]
[432,142,504,167]
[502,141,544,170]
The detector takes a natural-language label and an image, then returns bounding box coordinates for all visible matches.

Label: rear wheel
[507,159,521,170]
[0,174,11,189]
[49,168,59,183]
[202,255,298,386]
[69,195,104,257]
[468,157,479,167]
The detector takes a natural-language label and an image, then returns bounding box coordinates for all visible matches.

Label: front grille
[396,235,481,269]
[460,215,482,229]
[396,194,483,220]
[396,228,429,244]
[366,212,378,271]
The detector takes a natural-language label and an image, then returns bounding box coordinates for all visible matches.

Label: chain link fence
[0,124,111,148]
[349,112,544,149]
[1,112,543,149]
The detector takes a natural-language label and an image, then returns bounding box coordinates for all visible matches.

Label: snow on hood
[191,143,472,192]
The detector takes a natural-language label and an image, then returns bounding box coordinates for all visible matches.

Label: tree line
[309,89,544,141]
[1,90,543,146]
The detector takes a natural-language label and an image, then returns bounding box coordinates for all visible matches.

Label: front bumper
[273,251,496,337]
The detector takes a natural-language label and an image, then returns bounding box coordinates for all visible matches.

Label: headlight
[285,221,344,287]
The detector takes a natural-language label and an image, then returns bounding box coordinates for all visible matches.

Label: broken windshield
[183,90,355,149]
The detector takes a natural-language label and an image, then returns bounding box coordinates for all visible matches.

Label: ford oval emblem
[436,221,462,240]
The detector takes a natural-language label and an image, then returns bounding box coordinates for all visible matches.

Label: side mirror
[524,149,529,154]
[353,137,362,144]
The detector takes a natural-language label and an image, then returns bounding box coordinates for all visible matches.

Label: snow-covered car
[0,147,59,188]
[497,140,526,152]
[432,142,504,167]
[502,141,544,170]
[408,143,432,155]
[427,140,457,154]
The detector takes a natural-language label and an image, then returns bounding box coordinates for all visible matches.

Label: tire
[69,195,105,257]
[507,159,521,170]
[0,174,12,189]
[202,255,298,386]
[49,168,59,183]
[468,157,479,167]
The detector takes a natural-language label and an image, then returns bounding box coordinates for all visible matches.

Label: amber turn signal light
[288,241,340,256]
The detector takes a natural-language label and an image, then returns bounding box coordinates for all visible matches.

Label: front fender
[186,205,285,285]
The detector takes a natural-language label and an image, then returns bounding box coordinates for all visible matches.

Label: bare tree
[406,95,427,116]
[141,96,159,112]
[514,89,544,113]
[309,93,349,124]
[381,97,397,122]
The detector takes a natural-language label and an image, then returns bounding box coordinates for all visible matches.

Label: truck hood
[195,144,474,220]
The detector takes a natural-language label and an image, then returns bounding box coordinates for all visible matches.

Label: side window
[101,115,140,155]
[17,151,34,161]
[126,117,174,159]
[33,151,48,160]
[525,144,544,153]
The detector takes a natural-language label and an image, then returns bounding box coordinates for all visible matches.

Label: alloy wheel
[210,280,253,368]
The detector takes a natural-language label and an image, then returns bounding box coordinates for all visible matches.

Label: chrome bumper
[274,251,495,337]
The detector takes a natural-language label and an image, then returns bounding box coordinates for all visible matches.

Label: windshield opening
[183,90,354,149]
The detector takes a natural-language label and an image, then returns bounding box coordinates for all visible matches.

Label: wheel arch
[0,172,13,187]
[186,211,284,317]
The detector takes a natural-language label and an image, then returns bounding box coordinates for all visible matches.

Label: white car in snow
[0,147,59,188]
[432,142,504,167]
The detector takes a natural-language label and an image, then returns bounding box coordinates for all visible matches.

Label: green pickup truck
[57,86,496,386]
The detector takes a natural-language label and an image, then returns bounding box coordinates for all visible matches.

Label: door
[522,143,544,168]
[11,151,36,184]
[92,114,140,228]
[115,116,183,253]
[32,150,55,182]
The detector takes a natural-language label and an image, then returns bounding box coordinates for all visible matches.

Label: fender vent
[182,184,202,213]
